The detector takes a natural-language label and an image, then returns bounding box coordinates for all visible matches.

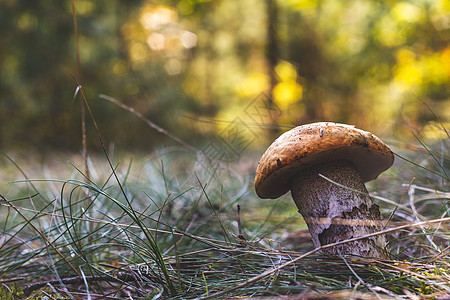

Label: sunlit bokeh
[0,0,448,154]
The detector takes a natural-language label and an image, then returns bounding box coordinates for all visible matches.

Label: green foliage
[0,0,448,153]
[0,283,24,300]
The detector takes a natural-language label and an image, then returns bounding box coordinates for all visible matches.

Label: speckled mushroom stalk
[290,160,387,258]
[255,122,394,258]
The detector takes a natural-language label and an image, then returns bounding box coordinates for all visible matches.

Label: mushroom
[255,122,394,258]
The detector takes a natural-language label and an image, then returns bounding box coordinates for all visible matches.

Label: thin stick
[99,94,199,153]
[427,244,450,264]
[72,0,90,180]
[23,272,136,296]
[237,204,243,239]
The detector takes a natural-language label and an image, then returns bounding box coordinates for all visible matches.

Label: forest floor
[0,138,449,299]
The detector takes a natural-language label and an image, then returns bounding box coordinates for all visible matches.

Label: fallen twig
[23,272,136,296]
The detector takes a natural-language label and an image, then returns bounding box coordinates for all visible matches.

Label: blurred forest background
[0,0,449,157]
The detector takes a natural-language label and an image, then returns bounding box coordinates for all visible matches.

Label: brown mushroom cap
[255,122,394,199]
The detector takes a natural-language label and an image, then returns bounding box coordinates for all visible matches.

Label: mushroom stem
[290,160,388,258]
